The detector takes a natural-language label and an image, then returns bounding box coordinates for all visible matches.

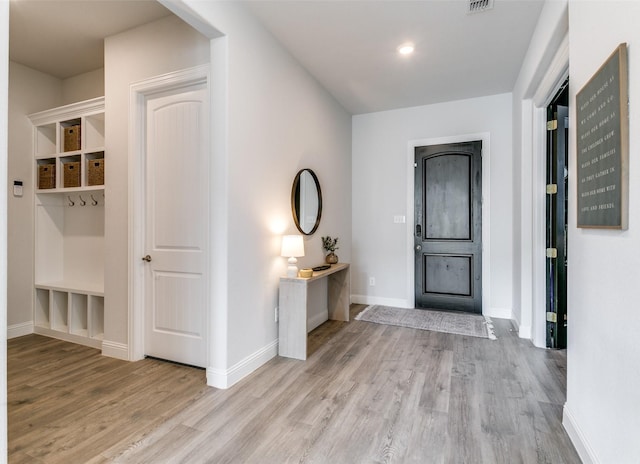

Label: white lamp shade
[281,235,305,257]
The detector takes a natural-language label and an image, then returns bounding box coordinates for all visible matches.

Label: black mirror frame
[291,168,322,236]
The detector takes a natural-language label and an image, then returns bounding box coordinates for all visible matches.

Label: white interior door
[143,83,208,367]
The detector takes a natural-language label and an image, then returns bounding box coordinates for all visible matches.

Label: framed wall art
[576,43,629,229]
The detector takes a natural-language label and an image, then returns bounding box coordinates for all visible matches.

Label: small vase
[325,252,338,264]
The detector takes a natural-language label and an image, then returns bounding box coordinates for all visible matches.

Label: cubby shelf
[30,97,106,350]
[31,97,105,193]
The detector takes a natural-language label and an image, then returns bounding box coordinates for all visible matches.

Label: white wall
[180,1,352,387]
[352,93,512,318]
[563,2,640,462]
[103,15,210,350]
[61,67,104,105]
[1,2,10,459]
[7,62,62,337]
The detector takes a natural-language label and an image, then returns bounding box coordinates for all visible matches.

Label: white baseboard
[563,404,598,464]
[518,323,532,339]
[484,306,512,319]
[8,321,33,339]
[207,339,278,389]
[101,340,129,360]
[350,294,411,308]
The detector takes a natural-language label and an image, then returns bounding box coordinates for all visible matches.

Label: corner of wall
[563,405,598,464]
[101,340,129,361]
[7,321,33,339]
[206,339,278,389]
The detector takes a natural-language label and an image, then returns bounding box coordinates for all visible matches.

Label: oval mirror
[291,169,322,235]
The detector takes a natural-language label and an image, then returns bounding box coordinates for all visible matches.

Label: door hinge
[546,312,557,323]
[546,184,558,194]
[414,162,417,168]
[547,120,558,131]
[546,248,558,258]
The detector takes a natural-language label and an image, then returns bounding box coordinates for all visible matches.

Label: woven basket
[87,159,104,186]
[38,164,56,189]
[63,162,81,188]
[63,125,81,152]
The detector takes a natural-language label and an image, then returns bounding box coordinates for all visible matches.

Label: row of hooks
[67,194,102,207]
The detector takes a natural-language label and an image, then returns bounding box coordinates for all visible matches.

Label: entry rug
[355,305,496,340]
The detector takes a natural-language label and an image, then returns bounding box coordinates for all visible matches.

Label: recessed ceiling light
[398,43,415,56]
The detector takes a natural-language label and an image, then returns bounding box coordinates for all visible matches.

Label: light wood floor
[9,305,581,463]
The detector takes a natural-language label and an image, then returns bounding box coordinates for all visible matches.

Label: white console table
[278,263,350,360]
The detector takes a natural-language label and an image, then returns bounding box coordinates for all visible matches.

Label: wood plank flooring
[9,305,581,463]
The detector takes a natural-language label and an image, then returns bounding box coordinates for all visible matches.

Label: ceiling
[8,0,545,115]
[244,0,545,113]
[9,0,171,79]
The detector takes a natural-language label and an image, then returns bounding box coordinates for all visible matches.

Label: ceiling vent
[468,0,494,14]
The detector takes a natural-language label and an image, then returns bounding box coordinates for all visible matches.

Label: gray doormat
[355,305,496,340]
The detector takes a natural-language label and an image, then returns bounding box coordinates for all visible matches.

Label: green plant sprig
[321,236,339,253]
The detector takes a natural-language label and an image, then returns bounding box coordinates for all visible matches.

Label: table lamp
[281,235,305,278]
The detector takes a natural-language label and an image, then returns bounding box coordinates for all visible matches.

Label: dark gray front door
[414,141,482,313]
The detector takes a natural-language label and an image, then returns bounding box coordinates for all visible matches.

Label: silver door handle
[416,245,422,251]
[142,255,152,262]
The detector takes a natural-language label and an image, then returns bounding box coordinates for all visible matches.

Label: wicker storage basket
[87,159,104,186]
[38,164,56,189]
[63,161,81,188]
[63,125,81,152]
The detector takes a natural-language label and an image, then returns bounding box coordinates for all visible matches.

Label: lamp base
[286,257,298,278]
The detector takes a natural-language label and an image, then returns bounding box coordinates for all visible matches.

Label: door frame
[407,133,491,314]
[129,64,210,362]
[527,35,569,348]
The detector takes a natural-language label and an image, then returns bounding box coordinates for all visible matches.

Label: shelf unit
[29,97,105,350]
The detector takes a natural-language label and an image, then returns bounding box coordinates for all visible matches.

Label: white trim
[28,96,104,126]
[0,5,8,459]
[206,340,278,390]
[526,33,569,348]
[102,340,129,360]
[128,65,210,363]
[350,294,411,308]
[33,326,102,350]
[518,323,532,339]
[158,0,223,39]
[407,133,491,314]
[484,307,513,320]
[563,405,599,464]
[7,321,33,339]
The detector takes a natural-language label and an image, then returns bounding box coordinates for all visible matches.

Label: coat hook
[68,196,75,207]
[91,194,98,206]
[79,195,86,206]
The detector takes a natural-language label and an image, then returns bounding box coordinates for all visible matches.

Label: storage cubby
[61,155,82,188]
[36,158,56,190]
[84,113,105,150]
[51,291,69,332]
[90,296,104,340]
[70,293,89,337]
[30,97,105,350]
[60,118,81,153]
[85,152,105,186]
[35,288,50,329]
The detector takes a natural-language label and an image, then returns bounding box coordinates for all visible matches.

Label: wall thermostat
[13,180,23,197]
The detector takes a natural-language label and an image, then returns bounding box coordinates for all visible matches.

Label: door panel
[424,254,472,296]
[415,141,482,313]
[144,84,208,367]
[425,155,471,239]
